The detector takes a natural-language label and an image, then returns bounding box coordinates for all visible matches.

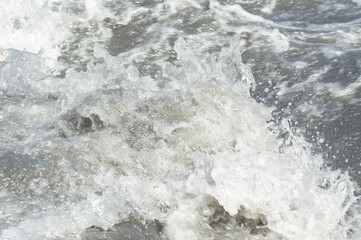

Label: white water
[0,1,360,240]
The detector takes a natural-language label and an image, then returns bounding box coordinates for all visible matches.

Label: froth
[1,36,360,239]
[0,0,112,66]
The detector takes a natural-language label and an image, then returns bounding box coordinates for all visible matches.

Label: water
[0,0,360,239]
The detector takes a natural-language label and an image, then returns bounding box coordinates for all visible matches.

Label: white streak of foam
[0,0,67,59]
[261,0,277,14]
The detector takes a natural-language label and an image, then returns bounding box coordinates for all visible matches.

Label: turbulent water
[0,0,360,239]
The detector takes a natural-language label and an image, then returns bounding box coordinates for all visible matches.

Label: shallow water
[0,0,360,239]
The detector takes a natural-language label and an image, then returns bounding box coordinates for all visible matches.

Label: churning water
[0,0,360,239]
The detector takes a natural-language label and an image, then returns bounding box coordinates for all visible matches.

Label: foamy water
[0,1,360,239]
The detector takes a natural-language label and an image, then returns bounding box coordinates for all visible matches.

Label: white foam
[0,37,359,239]
[261,0,277,14]
[0,0,66,59]
[0,0,112,61]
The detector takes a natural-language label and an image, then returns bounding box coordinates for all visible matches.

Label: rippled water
[0,0,360,239]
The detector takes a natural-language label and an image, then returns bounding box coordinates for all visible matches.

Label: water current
[0,0,360,239]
